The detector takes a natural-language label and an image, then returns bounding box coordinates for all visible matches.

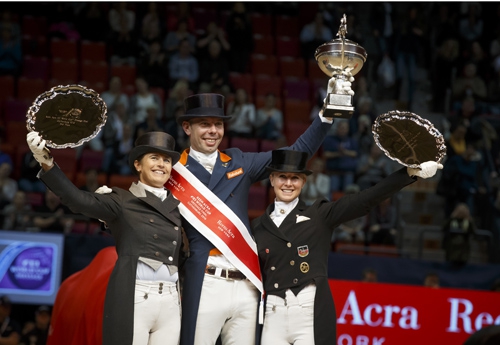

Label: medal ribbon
[167,163,263,293]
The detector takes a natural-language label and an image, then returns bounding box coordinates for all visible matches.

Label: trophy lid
[372,110,446,169]
[314,14,367,77]
[26,84,107,149]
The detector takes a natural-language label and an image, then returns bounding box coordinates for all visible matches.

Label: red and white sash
[167,163,263,293]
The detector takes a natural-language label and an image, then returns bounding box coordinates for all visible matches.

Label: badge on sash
[300,262,309,273]
[297,245,309,257]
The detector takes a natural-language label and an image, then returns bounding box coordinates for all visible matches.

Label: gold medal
[300,262,309,273]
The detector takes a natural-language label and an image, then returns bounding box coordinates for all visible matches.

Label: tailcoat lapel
[129,182,181,225]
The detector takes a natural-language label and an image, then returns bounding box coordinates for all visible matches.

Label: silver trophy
[314,14,367,119]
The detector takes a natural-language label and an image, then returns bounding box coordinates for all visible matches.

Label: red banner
[330,279,500,345]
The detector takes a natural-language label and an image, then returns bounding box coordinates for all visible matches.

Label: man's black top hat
[128,131,180,172]
[265,150,312,175]
[176,93,231,125]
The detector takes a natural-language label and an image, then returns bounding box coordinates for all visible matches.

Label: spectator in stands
[452,62,488,103]
[437,142,482,217]
[0,161,17,210]
[0,22,22,76]
[351,113,374,157]
[458,3,483,45]
[226,88,256,138]
[139,2,165,54]
[2,190,33,231]
[423,272,440,288]
[19,306,51,345]
[356,143,395,191]
[109,13,138,67]
[32,189,74,234]
[138,40,169,90]
[168,38,199,90]
[445,120,468,158]
[134,103,166,143]
[323,120,359,193]
[196,21,230,59]
[76,2,108,42]
[369,2,396,83]
[299,11,333,60]
[129,77,163,125]
[466,41,491,81]
[254,93,284,141]
[198,40,231,96]
[365,196,398,245]
[442,202,476,266]
[18,151,47,193]
[101,76,130,113]
[0,9,20,42]
[108,2,135,35]
[487,67,500,105]
[332,183,367,244]
[432,38,460,112]
[163,19,196,58]
[46,3,80,41]
[0,295,21,344]
[101,101,129,173]
[362,268,378,282]
[108,123,134,176]
[393,5,425,111]
[225,2,253,73]
[166,2,195,33]
[78,168,100,193]
[164,80,191,141]
[300,156,331,206]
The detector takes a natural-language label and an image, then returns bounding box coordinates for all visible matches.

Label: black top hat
[265,150,312,175]
[128,132,180,173]
[176,93,231,125]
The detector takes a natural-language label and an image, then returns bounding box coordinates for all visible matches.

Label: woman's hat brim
[265,166,313,176]
[129,145,180,171]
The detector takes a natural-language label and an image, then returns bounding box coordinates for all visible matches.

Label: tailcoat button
[274,283,279,288]
[290,260,295,266]
[153,234,159,239]
[293,278,298,284]
[287,243,292,248]
[168,256,173,261]
[155,252,160,257]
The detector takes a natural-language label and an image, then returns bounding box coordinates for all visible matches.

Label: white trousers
[133,280,181,345]
[194,274,260,345]
[261,284,316,345]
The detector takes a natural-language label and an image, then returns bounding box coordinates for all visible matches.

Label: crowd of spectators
[0,2,499,260]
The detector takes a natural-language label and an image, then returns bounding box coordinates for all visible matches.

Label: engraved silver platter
[26,84,107,149]
[372,110,446,168]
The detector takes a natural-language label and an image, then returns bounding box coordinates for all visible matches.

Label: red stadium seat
[78,149,105,172]
[254,75,282,98]
[253,34,274,55]
[22,56,50,81]
[229,73,254,97]
[110,65,137,86]
[16,77,46,102]
[284,99,312,123]
[50,58,79,84]
[22,16,47,37]
[283,77,311,101]
[4,99,30,123]
[80,40,107,62]
[50,39,78,60]
[276,36,300,58]
[0,75,15,102]
[279,57,305,78]
[80,60,109,85]
[251,13,273,35]
[230,137,259,152]
[108,174,138,190]
[251,54,278,77]
[274,16,299,36]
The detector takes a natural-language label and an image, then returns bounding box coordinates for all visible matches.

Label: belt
[205,266,246,280]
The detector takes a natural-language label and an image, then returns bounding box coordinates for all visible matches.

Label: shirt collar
[138,181,167,201]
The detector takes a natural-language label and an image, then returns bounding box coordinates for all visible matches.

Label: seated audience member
[78,168,100,193]
[226,88,257,138]
[196,21,230,58]
[129,77,163,125]
[356,143,395,190]
[163,19,196,58]
[133,103,166,142]
[32,189,74,234]
[332,184,366,244]
[362,268,378,282]
[0,22,22,76]
[101,102,130,173]
[101,76,130,113]
[109,14,138,67]
[0,161,17,210]
[137,40,169,89]
[299,11,333,60]
[255,93,284,141]
[2,190,33,231]
[164,79,192,142]
[18,151,47,193]
[323,120,359,193]
[442,202,476,266]
[0,296,21,343]
[300,156,331,206]
[168,39,199,90]
[198,40,230,96]
[19,306,51,345]
[423,272,440,288]
[365,196,398,245]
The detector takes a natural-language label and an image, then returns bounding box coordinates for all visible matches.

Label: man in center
[176,84,348,345]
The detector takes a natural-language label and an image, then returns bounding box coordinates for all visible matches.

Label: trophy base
[322,104,354,119]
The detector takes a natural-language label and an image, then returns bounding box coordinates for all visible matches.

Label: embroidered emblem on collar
[226,167,243,179]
